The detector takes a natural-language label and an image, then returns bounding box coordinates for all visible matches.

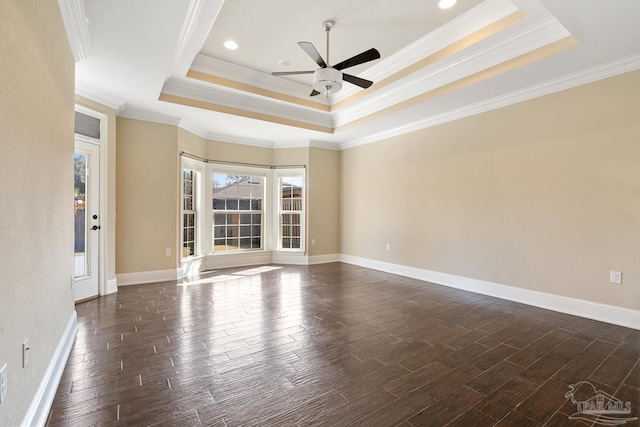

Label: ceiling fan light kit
[271,20,380,99]
[313,67,342,99]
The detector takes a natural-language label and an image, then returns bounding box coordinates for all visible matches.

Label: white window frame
[274,169,305,252]
[179,160,306,272]
[180,158,203,260]
[211,165,268,254]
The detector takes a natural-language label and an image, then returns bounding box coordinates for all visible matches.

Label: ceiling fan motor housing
[313,67,343,94]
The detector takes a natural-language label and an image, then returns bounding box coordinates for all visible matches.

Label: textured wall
[116,118,179,274]
[0,1,75,424]
[341,70,640,310]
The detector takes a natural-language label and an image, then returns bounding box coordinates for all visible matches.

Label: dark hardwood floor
[47,263,639,426]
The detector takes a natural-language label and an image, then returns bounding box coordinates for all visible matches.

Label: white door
[74,139,100,301]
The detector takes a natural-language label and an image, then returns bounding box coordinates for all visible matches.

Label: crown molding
[309,140,341,151]
[205,132,275,149]
[168,0,225,78]
[118,107,182,127]
[162,78,333,129]
[189,0,521,109]
[334,0,521,102]
[167,0,206,77]
[177,119,209,139]
[191,54,326,104]
[75,82,126,113]
[57,0,92,62]
[334,14,572,128]
[339,52,640,150]
[273,140,313,149]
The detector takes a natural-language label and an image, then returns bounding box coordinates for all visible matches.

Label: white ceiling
[69,0,640,149]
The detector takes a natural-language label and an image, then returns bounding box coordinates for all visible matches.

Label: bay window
[180,157,305,260]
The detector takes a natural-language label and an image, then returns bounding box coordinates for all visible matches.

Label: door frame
[75,104,110,297]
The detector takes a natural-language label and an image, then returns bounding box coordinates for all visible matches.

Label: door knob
[91,225,101,230]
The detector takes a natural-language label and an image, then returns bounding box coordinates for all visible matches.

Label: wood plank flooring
[47,263,639,426]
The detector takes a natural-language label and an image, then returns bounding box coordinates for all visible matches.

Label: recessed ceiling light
[278,59,292,67]
[438,0,457,9]
[224,40,238,50]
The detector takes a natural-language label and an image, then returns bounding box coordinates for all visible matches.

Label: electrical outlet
[23,339,30,368]
[311,239,316,246]
[610,270,622,284]
[386,243,391,251]
[165,248,171,256]
[0,363,7,404]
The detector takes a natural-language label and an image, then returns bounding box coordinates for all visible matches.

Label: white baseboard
[105,278,117,295]
[308,253,340,265]
[116,269,178,286]
[341,254,640,330]
[272,252,308,265]
[177,252,340,279]
[22,310,78,427]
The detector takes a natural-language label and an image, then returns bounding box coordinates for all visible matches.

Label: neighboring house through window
[212,173,264,252]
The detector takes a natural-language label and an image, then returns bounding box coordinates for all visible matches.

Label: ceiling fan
[272,21,381,99]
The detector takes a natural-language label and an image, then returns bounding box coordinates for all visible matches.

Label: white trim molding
[57,0,91,62]
[341,255,640,330]
[272,252,308,266]
[105,278,118,295]
[116,269,178,286]
[21,311,78,427]
[308,254,341,265]
[75,82,126,114]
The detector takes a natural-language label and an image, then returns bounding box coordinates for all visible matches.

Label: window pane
[211,172,264,253]
[213,238,225,251]
[213,226,225,238]
[182,169,197,258]
[227,199,238,210]
[239,199,250,210]
[291,238,301,249]
[213,198,225,210]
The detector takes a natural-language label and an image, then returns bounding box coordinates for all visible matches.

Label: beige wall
[0,1,75,425]
[308,147,340,256]
[75,96,118,282]
[341,70,640,311]
[116,118,179,274]
[206,139,273,165]
[178,127,205,158]
[273,146,308,166]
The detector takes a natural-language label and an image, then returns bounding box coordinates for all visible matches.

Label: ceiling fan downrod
[323,20,334,66]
